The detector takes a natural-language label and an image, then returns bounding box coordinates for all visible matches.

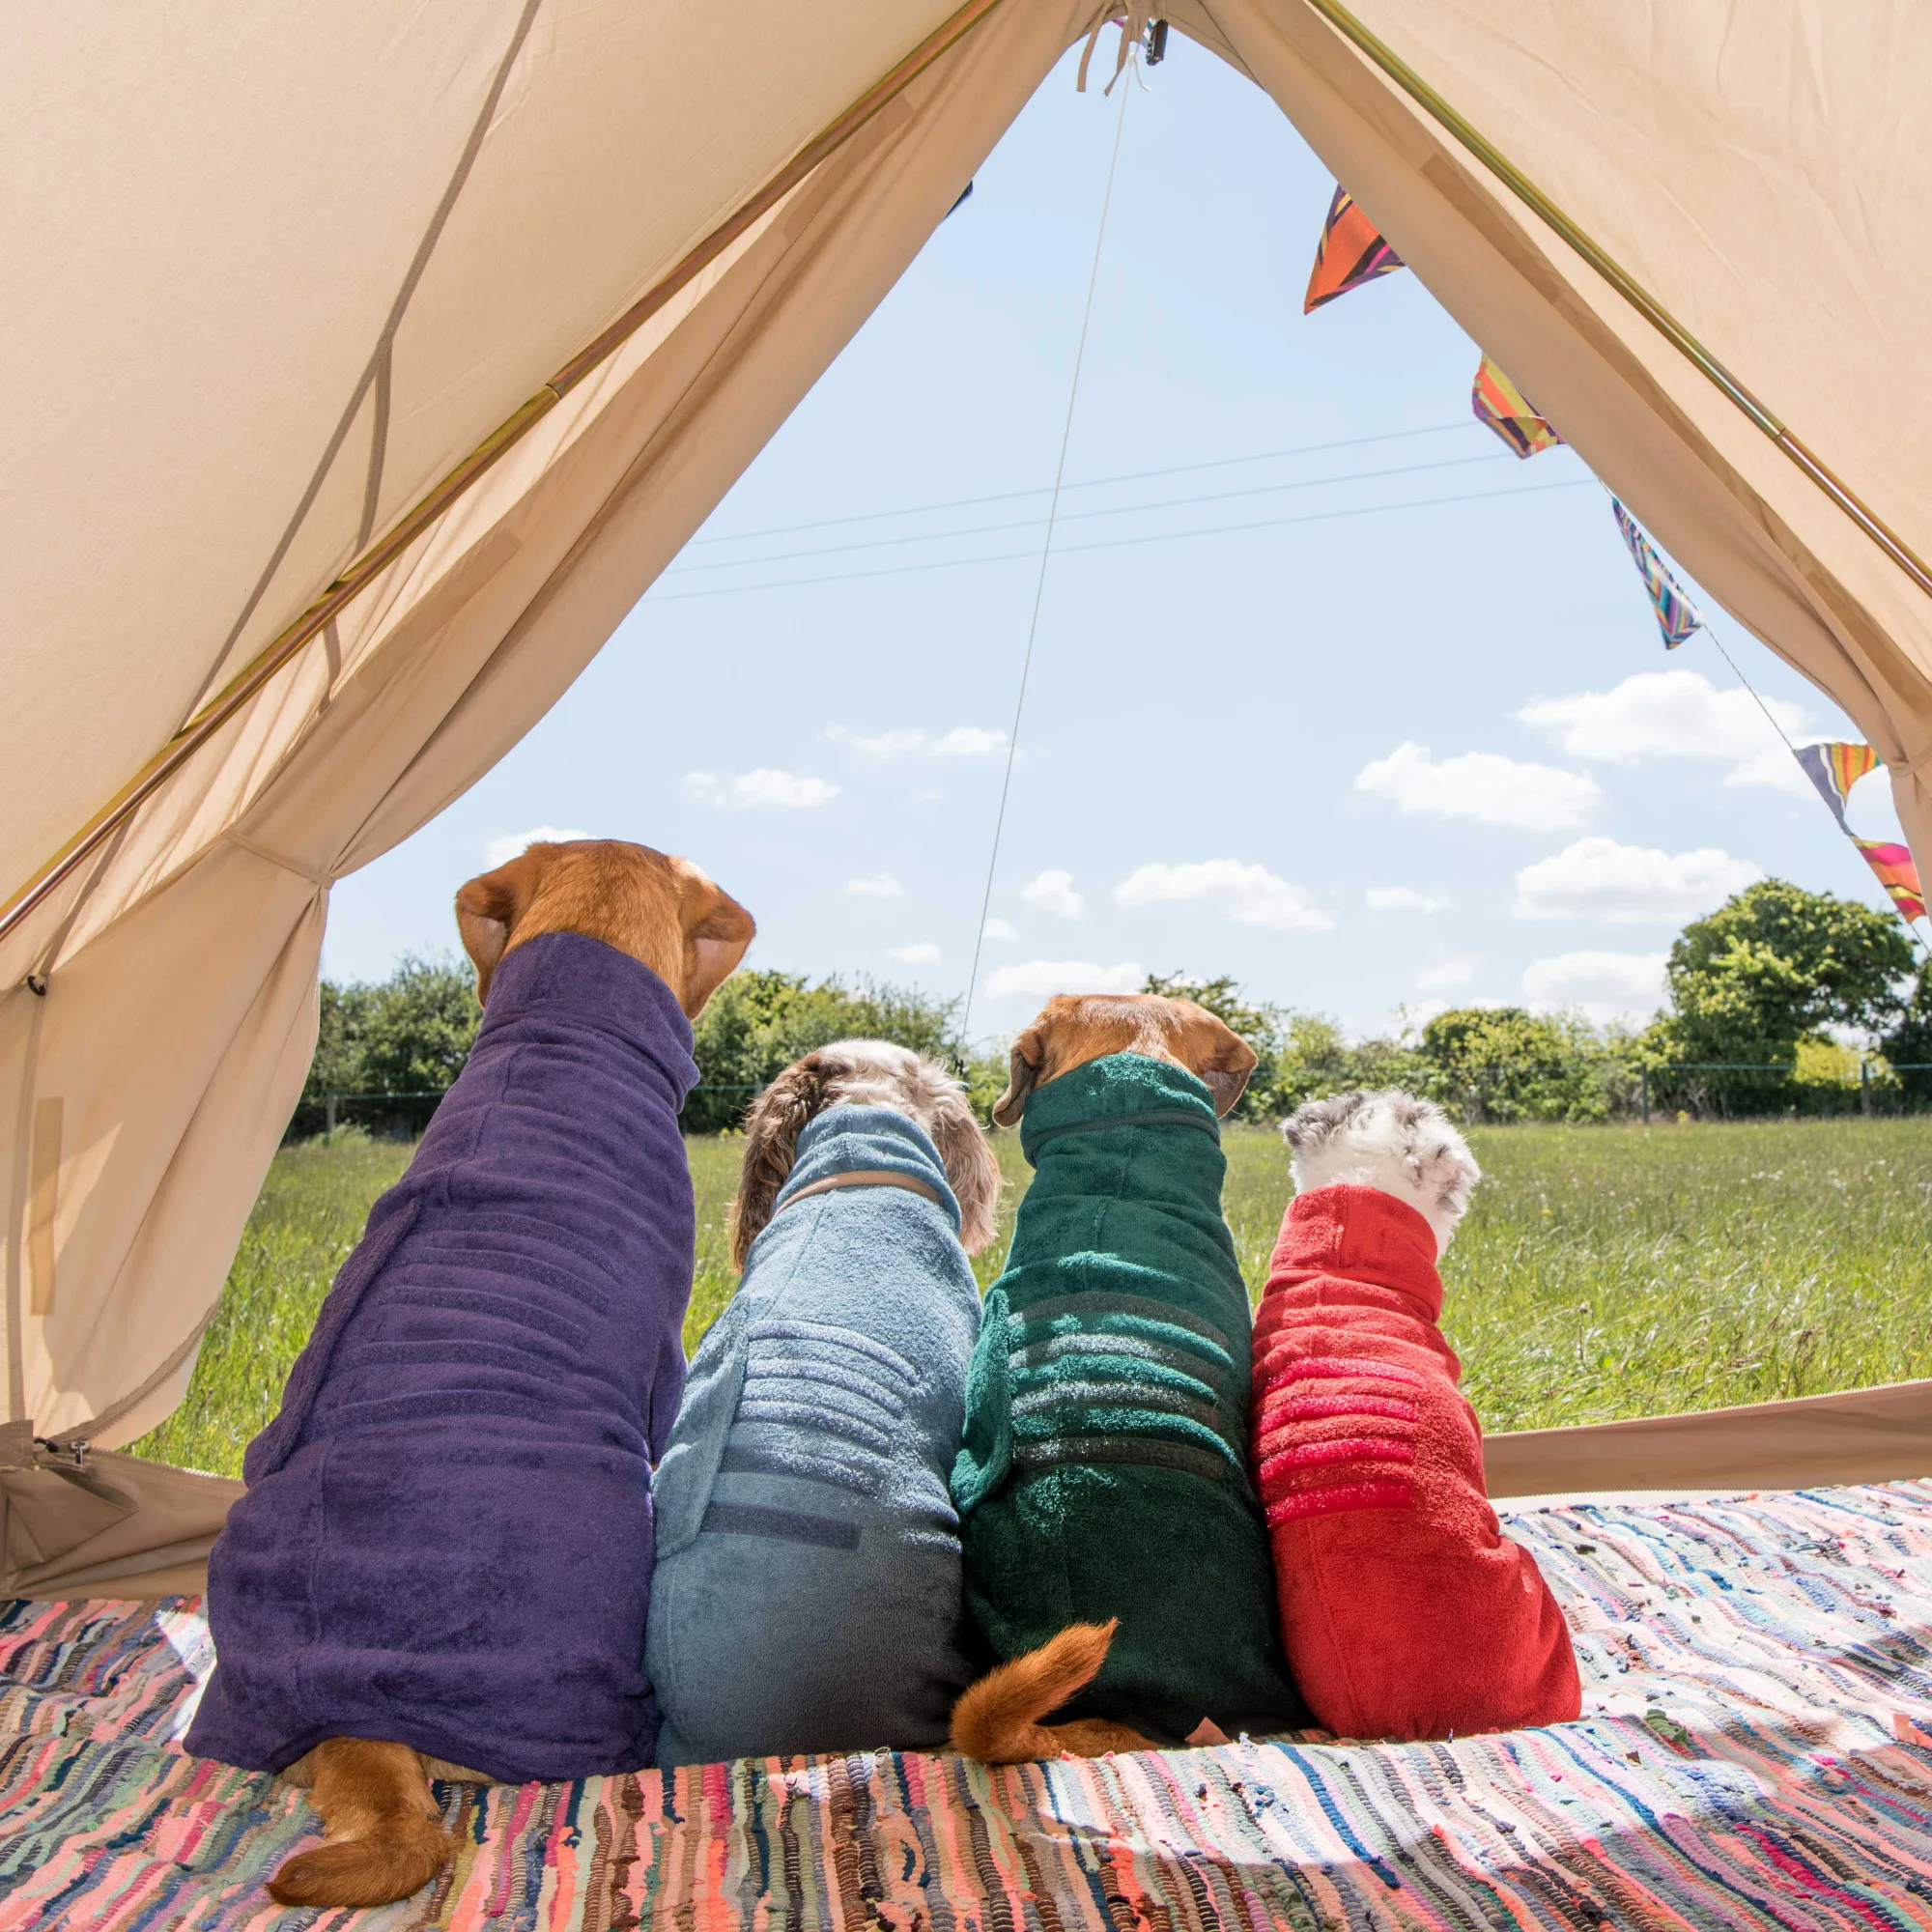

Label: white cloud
[1366,885,1451,915]
[1021,868,1084,919]
[1522,950,1669,1024]
[1113,859,1333,932]
[888,941,941,965]
[981,917,1019,942]
[1517,669,1809,792]
[683,768,840,810]
[839,724,1008,759]
[1355,742,1599,830]
[845,871,903,897]
[986,959,1143,1000]
[1415,952,1478,993]
[1514,836,1762,923]
[483,825,589,867]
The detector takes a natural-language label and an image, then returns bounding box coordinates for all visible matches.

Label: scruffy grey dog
[1280,1091,1482,1257]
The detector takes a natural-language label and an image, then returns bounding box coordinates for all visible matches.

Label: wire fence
[284,1084,769,1143]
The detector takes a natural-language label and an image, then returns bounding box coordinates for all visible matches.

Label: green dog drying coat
[952,1054,1307,1743]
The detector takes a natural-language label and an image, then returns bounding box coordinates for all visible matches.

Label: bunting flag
[1610,497,1703,646]
[1793,740,1880,830]
[1471,356,1563,458]
[1854,838,1927,923]
[1304,185,1405,312]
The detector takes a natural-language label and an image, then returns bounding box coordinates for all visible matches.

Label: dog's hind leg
[266,1736,453,1909]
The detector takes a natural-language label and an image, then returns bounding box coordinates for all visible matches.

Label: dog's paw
[1281,1091,1480,1253]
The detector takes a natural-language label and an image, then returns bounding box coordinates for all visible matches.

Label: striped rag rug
[9,1482,1932,1929]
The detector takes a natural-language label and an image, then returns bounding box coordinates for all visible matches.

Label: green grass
[130,1117,1932,1478]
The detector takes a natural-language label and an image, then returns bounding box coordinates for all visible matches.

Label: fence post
[1640,1065,1649,1125]
[1861,1058,1872,1117]
[326,1094,338,1136]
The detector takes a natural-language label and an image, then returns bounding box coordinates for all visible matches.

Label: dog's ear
[1177,1006,1258,1118]
[454,849,546,1004]
[677,869,756,1019]
[929,1084,1004,1255]
[992,1022,1045,1129]
[729,1054,830,1267]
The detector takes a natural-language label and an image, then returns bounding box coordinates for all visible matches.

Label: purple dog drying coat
[186,931,699,1783]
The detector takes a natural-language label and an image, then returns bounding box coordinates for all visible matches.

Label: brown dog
[950,992,1261,1763]
[249,840,753,1910]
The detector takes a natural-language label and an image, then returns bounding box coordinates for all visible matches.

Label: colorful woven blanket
[10,1483,1932,1929]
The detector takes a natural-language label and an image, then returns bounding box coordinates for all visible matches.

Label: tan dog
[951,993,1261,1764]
[254,839,753,1911]
[731,1040,1003,1265]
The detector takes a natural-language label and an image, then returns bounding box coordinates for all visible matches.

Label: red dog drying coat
[1250,1183,1579,1741]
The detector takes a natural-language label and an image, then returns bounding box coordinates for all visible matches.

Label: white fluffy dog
[1279,1090,1482,1255]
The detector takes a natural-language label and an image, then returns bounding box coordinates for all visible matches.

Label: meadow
[129,1117,1932,1479]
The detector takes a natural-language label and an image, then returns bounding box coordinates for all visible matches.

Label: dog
[186,839,754,1909]
[948,994,1307,1761]
[644,1041,1001,1765]
[1252,1091,1579,1740]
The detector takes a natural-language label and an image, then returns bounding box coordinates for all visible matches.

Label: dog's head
[1281,1090,1481,1257]
[992,993,1257,1128]
[729,1041,1002,1267]
[454,839,754,1015]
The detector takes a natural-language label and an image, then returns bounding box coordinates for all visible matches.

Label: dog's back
[952,1053,1305,1744]
[188,933,699,1783]
[646,1105,981,1764]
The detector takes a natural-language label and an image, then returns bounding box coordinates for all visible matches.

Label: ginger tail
[266,1737,454,1909]
[951,1620,1122,1764]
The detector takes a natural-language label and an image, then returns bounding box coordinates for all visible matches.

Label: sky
[322,35,1912,1045]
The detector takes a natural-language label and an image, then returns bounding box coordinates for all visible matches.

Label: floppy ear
[929,1085,1004,1255]
[991,1023,1044,1129]
[454,850,545,1004]
[678,874,757,1018]
[1194,1016,1259,1119]
[729,1055,830,1268]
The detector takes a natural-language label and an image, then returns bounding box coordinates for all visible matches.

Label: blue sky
[324,38,1909,1043]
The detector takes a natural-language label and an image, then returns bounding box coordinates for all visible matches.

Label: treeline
[298,879,1932,1136]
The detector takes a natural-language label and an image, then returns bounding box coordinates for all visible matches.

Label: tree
[687,970,965,1131]
[1652,880,1912,1066]
[1416,1006,1630,1123]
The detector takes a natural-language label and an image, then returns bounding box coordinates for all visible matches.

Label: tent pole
[1297,0,1932,603]
[0,0,1013,952]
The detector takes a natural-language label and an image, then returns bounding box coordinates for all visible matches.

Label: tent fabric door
[5,0,1932,1588]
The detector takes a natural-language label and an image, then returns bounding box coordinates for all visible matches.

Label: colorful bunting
[1610,497,1702,647]
[1854,838,1927,923]
[1471,356,1563,458]
[1793,740,1880,830]
[1304,186,1405,313]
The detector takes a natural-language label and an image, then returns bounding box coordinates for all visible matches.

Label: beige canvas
[5,1,1932,1581]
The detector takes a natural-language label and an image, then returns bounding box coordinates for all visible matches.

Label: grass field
[129,1117,1932,1479]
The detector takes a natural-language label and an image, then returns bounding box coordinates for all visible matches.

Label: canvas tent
[6,0,1932,1597]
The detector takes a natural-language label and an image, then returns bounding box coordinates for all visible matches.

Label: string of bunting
[1298,178,1925,934]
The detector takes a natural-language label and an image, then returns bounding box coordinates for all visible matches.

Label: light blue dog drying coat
[645,1106,982,1766]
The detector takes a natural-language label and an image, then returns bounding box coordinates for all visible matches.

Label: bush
[685,970,969,1132]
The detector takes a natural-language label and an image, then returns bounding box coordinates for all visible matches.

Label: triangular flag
[1610,497,1702,647]
[1854,838,1926,923]
[1304,185,1405,313]
[1471,356,1563,458]
[1792,741,1880,830]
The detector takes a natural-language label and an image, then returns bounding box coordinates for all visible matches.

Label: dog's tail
[951,1620,1121,1763]
[266,1738,454,1910]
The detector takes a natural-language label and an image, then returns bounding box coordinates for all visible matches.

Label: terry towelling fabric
[952,1054,1305,1743]
[646,1106,980,1766]
[186,931,700,1783]
[1252,1182,1579,1740]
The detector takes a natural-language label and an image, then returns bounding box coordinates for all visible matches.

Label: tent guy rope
[962,62,1131,1041]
